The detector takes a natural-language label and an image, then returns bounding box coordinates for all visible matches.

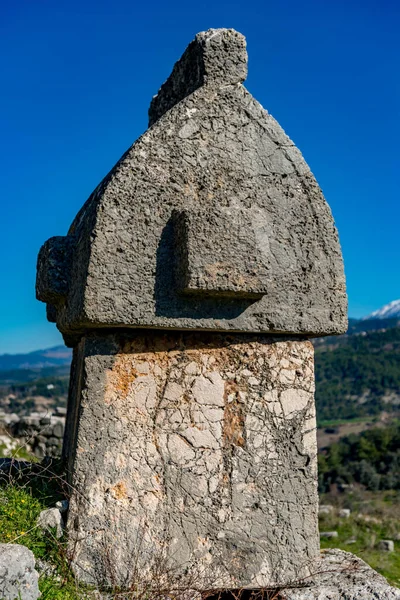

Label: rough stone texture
[36,28,347,341]
[281,549,400,599]
[0,543,40,600]
[66,331,319,588]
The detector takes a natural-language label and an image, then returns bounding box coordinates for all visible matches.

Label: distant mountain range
[0,345,72,371]
[363,299,400,321]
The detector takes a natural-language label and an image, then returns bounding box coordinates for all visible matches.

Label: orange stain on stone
[105,357,137,403]
[110,481,128,500]
[223,381,245,448]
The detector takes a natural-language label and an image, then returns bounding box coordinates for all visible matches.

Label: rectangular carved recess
[174,207,268,298]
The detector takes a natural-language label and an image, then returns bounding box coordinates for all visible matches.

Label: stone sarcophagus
[37,29,347,592]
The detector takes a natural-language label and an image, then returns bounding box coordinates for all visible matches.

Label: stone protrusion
[149,28,247,126]
[36,235,72,305]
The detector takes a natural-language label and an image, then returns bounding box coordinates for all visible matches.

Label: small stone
[320,531,338,539]
[185,361,199,375]
[34,442,47,459]
[358,513,381,524]
[319,504,334,516]
[345,538,357,544]
[191,373,224,407]
[339,508,351,518]
[378,540,394,552]
[55,499,69,513]
[47,436,60,446]
[52,422,64,438]
[241,369,253,377]
[37,507,64,538]
[338,482,352,492]
[0,543,40,600]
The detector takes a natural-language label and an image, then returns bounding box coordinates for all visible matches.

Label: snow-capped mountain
[363,299,400,321]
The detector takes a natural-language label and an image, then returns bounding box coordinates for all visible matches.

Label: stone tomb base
[65,331,319,590]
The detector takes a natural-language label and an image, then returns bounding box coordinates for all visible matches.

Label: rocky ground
[0,408,65,460]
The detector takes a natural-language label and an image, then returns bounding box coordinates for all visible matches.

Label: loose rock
[319,505,334,516]
[283,549,400,599]
[37,507,64,538]
[378,540,395,552]
[0,543,40,600]
[319,531,338,539]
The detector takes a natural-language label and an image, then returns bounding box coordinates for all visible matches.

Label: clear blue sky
[0,0,399,353]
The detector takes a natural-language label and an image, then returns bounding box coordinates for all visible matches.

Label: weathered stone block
[319,531,338,539]
[318,504,333,516]
[36,28,347,340]
[66,331,319,588]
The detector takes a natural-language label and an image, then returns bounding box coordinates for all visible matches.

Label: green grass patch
[0,485,47,552]
[0,473,91,598]
[320,489,400,587]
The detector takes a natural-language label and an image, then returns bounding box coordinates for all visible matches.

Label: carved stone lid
[36,28,347,344]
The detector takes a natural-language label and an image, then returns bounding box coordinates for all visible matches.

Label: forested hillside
[319,421,400,492]
[315,326,400,423]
